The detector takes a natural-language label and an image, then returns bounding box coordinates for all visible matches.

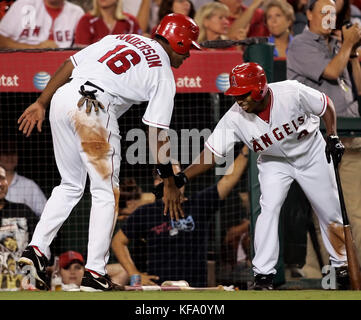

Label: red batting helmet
[225,63,268,101]
[155,13,201,55]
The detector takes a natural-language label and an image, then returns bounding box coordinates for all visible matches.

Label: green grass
[1,290,361,300]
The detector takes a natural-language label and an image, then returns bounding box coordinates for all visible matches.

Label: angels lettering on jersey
[250,116,309,152]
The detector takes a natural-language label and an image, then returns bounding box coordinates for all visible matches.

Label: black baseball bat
[200,37,269,49]
[332,157,361,290]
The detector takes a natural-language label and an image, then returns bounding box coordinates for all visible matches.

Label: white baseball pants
[252,133,347,275]
[30,80,121,275]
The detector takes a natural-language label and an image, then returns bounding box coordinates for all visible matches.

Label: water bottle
[51,256,62,291]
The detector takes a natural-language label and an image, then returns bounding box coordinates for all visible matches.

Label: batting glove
[325,135,345,165]
[77,86,105,113]
[153,172,189,199]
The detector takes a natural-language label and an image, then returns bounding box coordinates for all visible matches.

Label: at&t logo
[33,71,50,90]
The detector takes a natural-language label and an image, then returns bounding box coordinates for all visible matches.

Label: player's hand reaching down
[18,101,46,137]
[325,135,345,166]
[163,180,184,221]
[153,172,189,199]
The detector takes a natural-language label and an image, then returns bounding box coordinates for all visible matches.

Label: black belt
[84,80,104,93]
[68,78,104,92]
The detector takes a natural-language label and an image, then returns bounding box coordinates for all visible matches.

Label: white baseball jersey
[205,80,347,275]
[206,80,327,166]
[30,33,177,274]
[0,0,84,48]
[70,34,176,129]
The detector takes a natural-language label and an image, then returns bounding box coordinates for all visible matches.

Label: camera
[341,21,361,49]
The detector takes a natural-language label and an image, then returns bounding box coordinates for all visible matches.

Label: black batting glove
[77,86,105,113]
[325,135,345,166]
[153,172,189,199]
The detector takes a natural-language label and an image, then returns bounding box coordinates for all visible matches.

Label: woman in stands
[265,0,295,58]
[75,0,142,47]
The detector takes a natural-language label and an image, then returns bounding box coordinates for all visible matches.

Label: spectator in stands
[334,0,361,52]
[111,147,249,287]
[195,2,245,51]
[265,0,295,58]
[74,0,142,48]
[151,0,196,35]
[195,2,234,43]
[0,140,47,217]
[58,250,85,289]
[218,0,269,40]
[158,0,196,20]
[0,0,84,49]
[287,0,361,280]
[0,165,39,290]
[288,0,308,35]
[121,0,160,35]
[287,0,361,116]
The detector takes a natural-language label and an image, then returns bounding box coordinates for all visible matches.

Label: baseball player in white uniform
[0,0,84,49]
[164,62,349,290]
[17,13,200,291]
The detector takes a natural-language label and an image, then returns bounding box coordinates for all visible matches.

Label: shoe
[80,269,124,292]
[250,274,274,290]
[18,245,50,290]
[335,266,350,290]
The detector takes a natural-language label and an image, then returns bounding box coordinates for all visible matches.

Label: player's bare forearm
[321,98,337,136]
[111,230,140,276]
[18,59,74,136]
[217,146,248,200]
[148,126,170,164]
[183,148,216,181]
[148,126,183,219]
[36,59,74,108]
[147,126,177,187]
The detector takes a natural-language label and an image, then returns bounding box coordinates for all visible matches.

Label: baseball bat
[199,37,269,49]
[332,158,361,290]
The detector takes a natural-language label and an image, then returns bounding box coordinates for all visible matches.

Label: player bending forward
[164,62,349,290]
[17,13,200,291]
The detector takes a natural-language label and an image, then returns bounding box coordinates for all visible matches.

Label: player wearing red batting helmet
[155,13,201,55]
[225,62,268,101]
[17,13,201,291]
[154,13,201,68]
[223,62,270,115]
[160,61,349,290]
